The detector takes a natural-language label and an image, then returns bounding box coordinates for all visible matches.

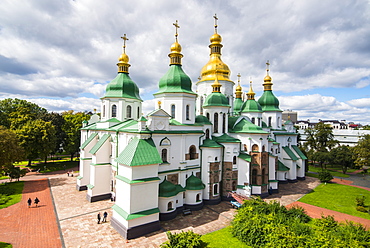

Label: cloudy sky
[1,0,369,124]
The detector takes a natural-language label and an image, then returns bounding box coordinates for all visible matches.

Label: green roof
[233,98,244,113]
[195,115,212,125]
[274,132,297,135]
[112,204,159,221]
[292,145,308,160]
[159,178,185,197]
[203,92,230,107]
[238,152,251,162]
[241,99,262,113]
[103,73,142,101]
[212,133,240,143]
[139,116,148,121]
[200,139,223,148]
[169,119,201,126]
[155,64,195,95]
[108,119,139,132]
[258,90,282,112]
[282,146,299,160]
[116,137,162,166]
[80,122,98,130]
[80,132,98,149]
[228,117,268,134]
[185,174,205,190]
[89,134,111,154]
[278,160,290,171]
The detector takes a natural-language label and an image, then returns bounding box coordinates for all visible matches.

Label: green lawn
[29,160,79,173]
[308,165,350,178]
[299,183,370,220]
[0,181,24,209]
[201,227,250,248]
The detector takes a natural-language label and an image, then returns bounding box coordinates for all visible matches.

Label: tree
[329,145,354,174]
[0,126,24,175]
[353,134,370,169]
[16,119,56,165]
[39,112,66,156]
[0,98,47,130]
[62,111,91,161]
[303,122,338,169]
[318,170,333,183]
[160,231,208,248]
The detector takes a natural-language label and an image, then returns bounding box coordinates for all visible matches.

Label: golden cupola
[263,60,273,91]
[168,20,183,65]
[235,73,243,99]
[117,34,131,73]
[199,14,231,82]
[247,80,256,100]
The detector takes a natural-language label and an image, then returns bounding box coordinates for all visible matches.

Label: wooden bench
[183,209,192,215]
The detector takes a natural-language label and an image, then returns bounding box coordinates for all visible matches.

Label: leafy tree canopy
[0,126,24,175]
[353,134,370,169]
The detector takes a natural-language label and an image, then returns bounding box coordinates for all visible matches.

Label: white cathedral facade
[76,21,306,239]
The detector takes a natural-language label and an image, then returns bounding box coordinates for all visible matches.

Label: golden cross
[237,73,241,83]
[173,20,180,41]
[120,34,129,53]
[213,13,218,33]
[266,60,270,74]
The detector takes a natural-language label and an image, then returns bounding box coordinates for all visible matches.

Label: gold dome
[236,84,242,91]
[264,75,272,82]
[210,33,222,44]
[170,41,182,53]
[118,53,129,63]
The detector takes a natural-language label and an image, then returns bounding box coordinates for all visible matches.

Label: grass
[201,227,250,248]
[28,160,78,173]
[0,181,24,209]
[308,165,350,178]
[0,242,12,248]
[0,176,9,180]
[299,183,370,220]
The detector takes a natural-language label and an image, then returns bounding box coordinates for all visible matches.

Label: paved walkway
[1,171,370,247]
[0,179,62,248]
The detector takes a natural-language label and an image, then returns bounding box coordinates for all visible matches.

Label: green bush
[0,194,10,205]
[356,196,366,207]
[160,230,208,248]
[318,170,333,182]
[356,206,368,213]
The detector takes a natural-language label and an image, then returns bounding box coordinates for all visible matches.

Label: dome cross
[173,20,180,41]
[213,13,218,33]
[120,34,129,53]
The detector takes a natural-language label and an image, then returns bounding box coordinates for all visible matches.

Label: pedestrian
[27,198,32,208]
[97,212,101,224]
[34,197,40,207]
[103,211,108,222]
[67,171,69,177]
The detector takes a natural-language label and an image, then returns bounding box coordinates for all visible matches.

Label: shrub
[356,206,368,213]
[0,194,10,205]
[318,170,333,183]
[356,196,366,207]
[160,230,208,248]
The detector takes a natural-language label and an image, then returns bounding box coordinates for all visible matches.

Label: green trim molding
[112,204,159,220]
[115,175,160,184]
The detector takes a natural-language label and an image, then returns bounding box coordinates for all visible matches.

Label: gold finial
[266,60,270,75]
[211,65,222,92]
[158,101,162,109]
[247,79,255,100]
[173,20,180,41]
[120,34,129,53]
[235,73,242,99]
[263,60,272,90]
[213,14,218,33]
[237,73,241,84]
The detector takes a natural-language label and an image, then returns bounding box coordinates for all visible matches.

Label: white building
[76,21,306,239]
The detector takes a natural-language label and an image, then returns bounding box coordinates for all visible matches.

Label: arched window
[126,105,132,118]
[112,105,117,117]
[102,105,105,117]
[206,112,210,121]
[186,105,190,120]
[189,145,197,160]
[262,169,266,184]
[222,113,226,133]
[233,156,237,164]
[232,181,237,191]
[213,184,218,195]
[206,129,210,139]
[214,113,218,133]
[196,193,201,202]
[268,116,272,127]
[161,149,168,163]
[251,117,255,124]
[262,145,266,152]
[171,105,175,118]
[244,144,248,151]
[200,97,204,115]
[167,201,173,211]
[252,169,258,185]
[277,117,280,128]
[252,144,259,152]
[258,118,261,126]
[137,106,140,119]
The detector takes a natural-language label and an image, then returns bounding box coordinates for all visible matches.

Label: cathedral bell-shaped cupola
[240,79,263,126]
[101,34,142,122]
[154,20,197,125]
[233,73,244,115]
[196,14,234,116]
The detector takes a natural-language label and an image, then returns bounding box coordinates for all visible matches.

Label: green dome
[258,91,281,112]
[159,178,177,197]
[155,64,195,95]
[203,92,230,107]
[200,138,223,148]
[228,117,268,134]
[185,174,205,190]
[104,73,142,100]
[233,98,244,113]
[241,99,262,113]
[195,115,212,125]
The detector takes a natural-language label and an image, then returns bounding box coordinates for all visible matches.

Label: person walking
[34,197,40,207]
[102,211,108,222]
[27,198,32,208]
[97,212,101,224]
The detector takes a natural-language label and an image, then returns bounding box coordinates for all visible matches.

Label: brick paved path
[0,179,62,248]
